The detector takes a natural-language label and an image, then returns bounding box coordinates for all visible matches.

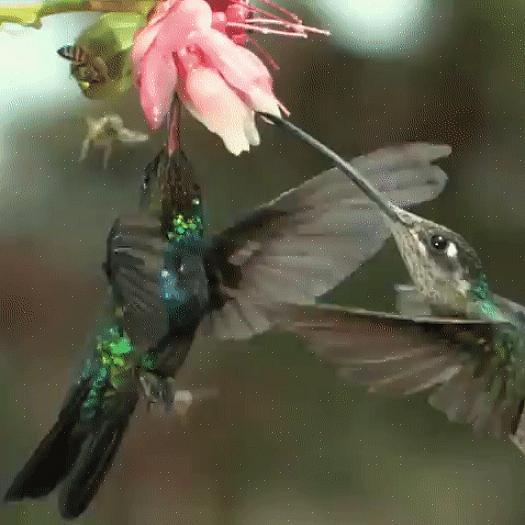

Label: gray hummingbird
[4,142,447,519]
[259,113,525,453]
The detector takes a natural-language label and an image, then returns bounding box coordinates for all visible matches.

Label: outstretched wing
[265,302,525,446]
[200,143,450,340]
[105,213,171,350]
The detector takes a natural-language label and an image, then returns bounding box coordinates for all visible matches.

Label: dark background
[1,2,525,524]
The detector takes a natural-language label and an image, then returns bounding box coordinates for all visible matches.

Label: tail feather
[59,402,135,520]
[4,380,91,501]
[5,380,138,520]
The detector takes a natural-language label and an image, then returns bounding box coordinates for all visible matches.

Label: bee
[57,45,109,87]
[80,114,149,169]
[56,12,146,100]
[57,45,90,65]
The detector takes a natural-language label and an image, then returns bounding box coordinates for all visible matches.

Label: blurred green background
[1,1,525,524]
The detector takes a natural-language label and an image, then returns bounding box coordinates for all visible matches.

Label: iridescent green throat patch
[167,213,203,241]
[167,198,203,241]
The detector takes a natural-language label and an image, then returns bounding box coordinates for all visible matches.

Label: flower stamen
[242,17,330,36]
[233,0,301,23]
[227,0,329,38]
[226,21,308,38]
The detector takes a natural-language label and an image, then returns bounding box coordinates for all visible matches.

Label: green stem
[41,0,155,16]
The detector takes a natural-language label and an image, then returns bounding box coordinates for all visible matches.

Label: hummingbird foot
[139,372,176,412]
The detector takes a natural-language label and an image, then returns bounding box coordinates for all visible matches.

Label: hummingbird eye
[429,234,449,252]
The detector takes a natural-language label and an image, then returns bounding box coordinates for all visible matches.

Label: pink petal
[149,0,182,24]
[244,85,280,116]
[154,0,213,56]
[211,11,227,33]
[194,29,267,86]
[140,49,178,130]
[131,0,181,79]
[132,25,160,82]
[192,29,279,113]
[182,67,258,155]
[132,0,211,85]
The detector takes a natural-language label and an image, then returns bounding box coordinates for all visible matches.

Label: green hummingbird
[4,140,448,519]
[259,113,525,453]
[3,147,204,519]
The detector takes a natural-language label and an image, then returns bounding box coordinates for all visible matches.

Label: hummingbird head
[141,147,202,235]
[388,209,486,313]
[256,114,489,314]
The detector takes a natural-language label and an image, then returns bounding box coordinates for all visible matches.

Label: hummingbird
[4,140,448,519]
[259,113,525,453]
[3,147,203,519]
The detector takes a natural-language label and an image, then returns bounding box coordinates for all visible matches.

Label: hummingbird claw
[139,375,156,405]
[139,372,176,413]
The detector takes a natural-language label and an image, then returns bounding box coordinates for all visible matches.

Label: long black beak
[258,112,405,224]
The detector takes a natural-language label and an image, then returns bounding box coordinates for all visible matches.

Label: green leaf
[0,4,44,28]
[0,0,154,28]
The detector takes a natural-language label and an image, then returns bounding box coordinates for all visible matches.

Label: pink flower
[132,0,327,155]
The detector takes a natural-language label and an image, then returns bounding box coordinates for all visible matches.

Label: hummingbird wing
[487,294,525,452]
[394,286,525,448]
[200,143,449,340]
[106,213,172,350]
[493,294,525,324]
[265,303,525,443]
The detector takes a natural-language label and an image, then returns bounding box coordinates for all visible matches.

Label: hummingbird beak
[257,112,410,225]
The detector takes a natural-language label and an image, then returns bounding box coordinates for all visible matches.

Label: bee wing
[198,143,450,340]
[105,114,124,128]
[117,127,149,144]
